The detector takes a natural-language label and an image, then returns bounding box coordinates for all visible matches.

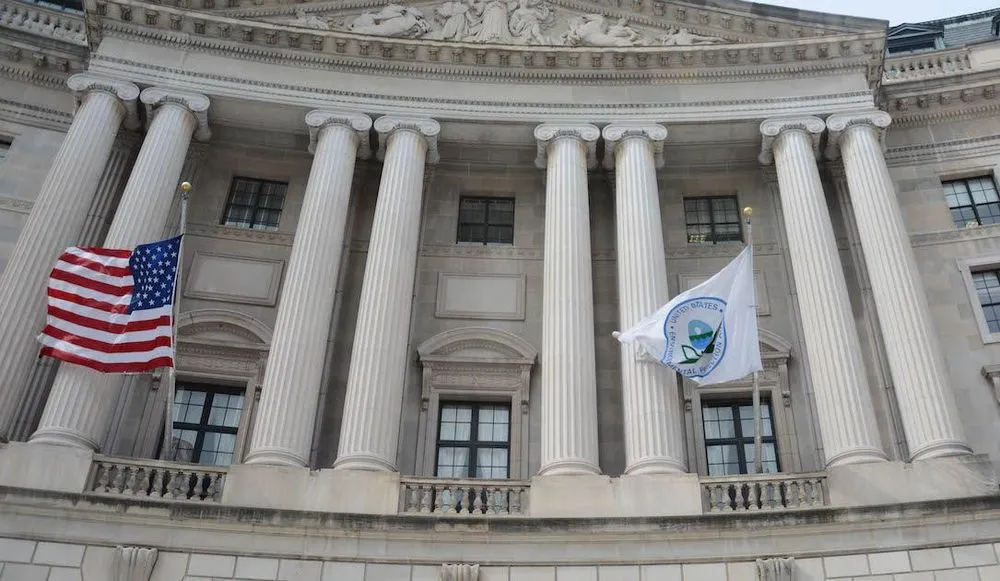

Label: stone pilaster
[245,110,372,467]
[333,116,439,471]
[602,123,685,475]
[826,110,972,461]
[0,74,139,440]
[760,116,887,467]
[534,123,601,476]
[29,87,210,450]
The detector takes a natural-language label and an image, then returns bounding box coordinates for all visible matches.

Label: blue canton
[127,236,182,313]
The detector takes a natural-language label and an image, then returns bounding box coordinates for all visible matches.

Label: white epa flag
[613,245,762,386]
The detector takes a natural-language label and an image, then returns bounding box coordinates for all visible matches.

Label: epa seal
[661,297,727,378]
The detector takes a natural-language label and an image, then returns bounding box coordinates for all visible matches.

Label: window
[221,177,288,231]
[435,402,510,479]
[168,383,245,466]
[684,197,742,244]
[702,400,779,476]
[944,176,1000,228]
[0,139,10,163]
[457,197,514,245]
[972,270,1000,334]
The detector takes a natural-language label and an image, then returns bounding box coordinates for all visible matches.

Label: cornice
[0,96,73,130]
[185,222,295,246]
[911,224,1000,249]
[0,195,34,214]
[884,84,1000,129]
[89,0,885,84]
[886,134,1000,165]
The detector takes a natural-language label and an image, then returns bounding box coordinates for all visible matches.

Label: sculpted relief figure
[279,9,332,30]
[509,0,555,45]
[560,14,647,47]
[658,26,726,46]
[347,4,432,38]
[428,0,477,40]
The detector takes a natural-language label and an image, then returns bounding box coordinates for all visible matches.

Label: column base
[244,446,307,468]
[0,441,93,493]
[827,454,998,507]
[537,458,600,476]
[624,456,687,475]
[909,439,974,462]
[528,473,703,517]
[331,452,396,472]
[825,447,889,468]
[222,463,400,514]
[28,427,100,451]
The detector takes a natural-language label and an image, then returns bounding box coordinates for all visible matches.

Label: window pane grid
[685,196,743,244]
[944,177,1000,228]
[169,384,245,467]
[702,401,779,476]
[436,402,511,479]
[222,177,288,231]
[973,270,1000,333]
[457,197,515,245]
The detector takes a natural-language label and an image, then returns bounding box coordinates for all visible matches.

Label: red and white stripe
[38,246,174,373]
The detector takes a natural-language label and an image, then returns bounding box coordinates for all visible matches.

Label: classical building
[0,0,999,578]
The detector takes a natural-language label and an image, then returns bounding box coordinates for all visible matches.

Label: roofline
[892,7,1000,30]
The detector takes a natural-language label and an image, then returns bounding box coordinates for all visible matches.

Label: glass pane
[744,443,779,474]
[208,393,244,427]
[436,447,469,478]
[459,199,487,224]
[476,448,509,479]
[478,405,510,443]
[706,444,740,476]
[171,429,198,462]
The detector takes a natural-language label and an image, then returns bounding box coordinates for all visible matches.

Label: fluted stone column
[30,87,210,450]
[245,110,372,467]
[602,123,686,475]
[760,117,887,467]
[333,116,439,471]
[534,123,601,476]
[826,111,971,460]
[0,74,139,440]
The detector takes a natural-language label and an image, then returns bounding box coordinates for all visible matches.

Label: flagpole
[161,180,190,461]
[743,206,763,475]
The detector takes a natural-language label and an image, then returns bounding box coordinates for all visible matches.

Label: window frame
[456,195,516,246]
[942,175,1000,229]
[701,399,780,476]
[168,382,246,466]
[958,255,1000,344]
[683,195,743,245]
[434,401,512,479]
[0,138,11,163]
[220,176,289,231]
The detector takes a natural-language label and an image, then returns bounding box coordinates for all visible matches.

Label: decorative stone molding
[534,123,599,169]
[305,109,373,158]
[824,110,891,160]
[415,327,536,478]
[186,222,295,246]
[112,546,158,581]
[373,115,441,163]
[66,73,141,130]
[981,365,1000,409]
[758,115,824,165]
[0,1,87,45]
[139,86,212,141]
[0,195,34,215]
[441,564,480,581]
[756,557,795,581]
[601,122,667,170]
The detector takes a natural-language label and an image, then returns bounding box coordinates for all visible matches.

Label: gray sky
[761,0,998,25]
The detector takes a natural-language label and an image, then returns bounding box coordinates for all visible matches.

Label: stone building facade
[0,0,999,580]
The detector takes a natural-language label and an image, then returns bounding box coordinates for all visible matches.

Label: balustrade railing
[86,456,226,503]
[883,49,973,83]
[0,0,87,43]
[399,477,528,516]
[701,472,826,513]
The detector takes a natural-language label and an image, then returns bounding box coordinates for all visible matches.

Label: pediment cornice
[87,0,885,83]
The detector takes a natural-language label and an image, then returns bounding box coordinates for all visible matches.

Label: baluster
[509,488,522,515]
[485,487,499,515]
[420,485,433,513]
[789,480,804,508]
[134,468,151,496]
[94,462,110,492]
[123,467,139,495]
[808,479,822,507]
[212,473,225,502]
[434,486,446,514]
[747,482,760,511]
[472,486,485,515]
[762,481,779,510]
[169,470,186,499]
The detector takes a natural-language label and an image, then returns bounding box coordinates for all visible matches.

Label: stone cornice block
[305,109,373,159]
[534,123,599,170]
[601,122,667,170]
[139,86,212,141]
[758,115,824,165]
[373,115,441,164]
[824,110,891,160]
[67,73,141,131]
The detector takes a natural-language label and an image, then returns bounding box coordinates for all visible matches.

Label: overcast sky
[761,0,998,25]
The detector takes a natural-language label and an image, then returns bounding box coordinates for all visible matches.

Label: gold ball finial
[742,206,753,219]
[180,182,192,193]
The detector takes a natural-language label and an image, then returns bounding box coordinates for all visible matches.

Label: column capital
[67,73,141,130]
[374,115,440,163]
[758,116,825,165]
[534,123,599,170]
[824,110,892,160]
[306,109,373,159]
[601,123,667,170]
[139,86,211,141]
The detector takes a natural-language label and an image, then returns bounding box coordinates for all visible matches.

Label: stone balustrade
[0,0,87,45]
[883,48,972,83]
[701,472,827,512]
[87,456,226,502]
[399,477,528,516]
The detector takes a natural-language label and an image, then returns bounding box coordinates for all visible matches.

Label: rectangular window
[435,402,510,479]
[684,196,742,244]
[0,139,10,163]
[457,197,514,245]
[221,177,288,231]
[972,269,1000,334]
[702,400,779,476]
[168,383,245,466]
[944,176,1000,229]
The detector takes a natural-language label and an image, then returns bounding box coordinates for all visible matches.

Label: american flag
[37,236,182,373]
